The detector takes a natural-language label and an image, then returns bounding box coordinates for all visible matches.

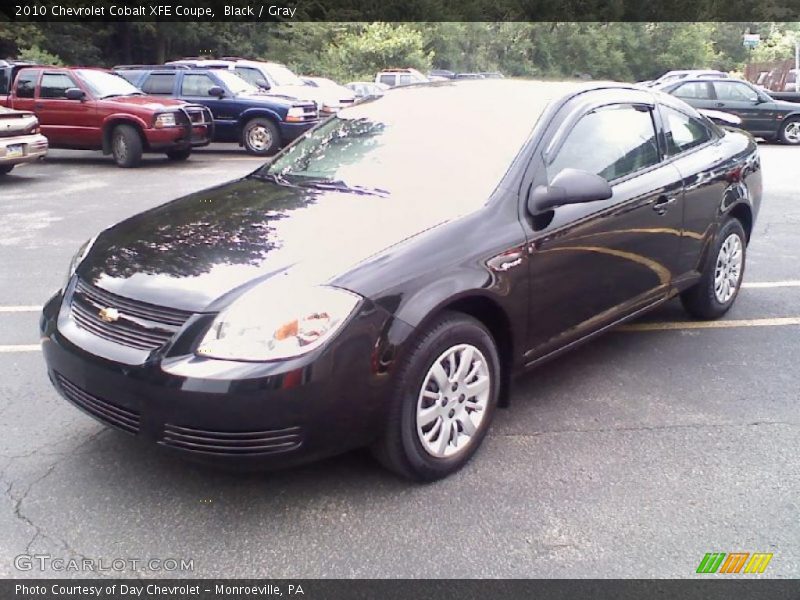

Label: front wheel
[372,312,501,481]
[680,218,746,319]
[111,124,143,168]
[242,118,280,156]
[166,147,192,161]
[779,118,800,145]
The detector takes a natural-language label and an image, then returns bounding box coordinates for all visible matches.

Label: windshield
[77,69,142,98]
[258,82,558,207]
[214,70,258,94]
[262,64,305,87]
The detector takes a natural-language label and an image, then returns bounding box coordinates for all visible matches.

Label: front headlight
[197,285,362,362]
[154,112,177,128]
[285,106,310,122]
[64,236,95,289]
[320,102,341,113]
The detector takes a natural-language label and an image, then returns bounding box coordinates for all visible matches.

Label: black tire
[372,311,501,482]
[778,117,800,145]
[242,118,281,156]
[680,218,747,320]
[166,147,192,161]
[0,164,13,175]
[111,124,143,168]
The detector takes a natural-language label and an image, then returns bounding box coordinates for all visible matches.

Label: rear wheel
[166,147,192,161]
[680,218,746,319]
[111,124,143,168]
[242,118,280,156]
[372,312,500,481]
[0,164,14,175]
[779,118,800,145]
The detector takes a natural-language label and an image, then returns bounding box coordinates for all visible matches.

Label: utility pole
[795,38,799,92]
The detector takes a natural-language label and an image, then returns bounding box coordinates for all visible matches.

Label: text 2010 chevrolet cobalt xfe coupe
[41,80,761,481]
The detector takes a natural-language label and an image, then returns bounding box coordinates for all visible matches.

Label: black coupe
[41,80,762,480]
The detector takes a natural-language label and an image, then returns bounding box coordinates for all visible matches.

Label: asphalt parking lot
[0,144,798,579]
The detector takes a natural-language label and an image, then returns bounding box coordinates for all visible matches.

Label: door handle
[34,103,44,110]
[653,195,676,214]
[715,102,725,108]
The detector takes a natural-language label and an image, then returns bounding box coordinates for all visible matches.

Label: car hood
[77,177,457,312]
[102,95,189,110]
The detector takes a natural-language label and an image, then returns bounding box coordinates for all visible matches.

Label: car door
[670,80,716,111]
[10,68,40,114]
[522,98,684,363]
[710,80,774,136]
[35,71,97,147]
[657,104,731,278]
[179,72,238,142]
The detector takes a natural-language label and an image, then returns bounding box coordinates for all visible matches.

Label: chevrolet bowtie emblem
[98,307,120,323]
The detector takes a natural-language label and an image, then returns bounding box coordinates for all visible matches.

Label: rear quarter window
[14,69,40,98]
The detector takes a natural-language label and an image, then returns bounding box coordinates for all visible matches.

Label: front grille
[296,104,319,122]
[159,424,303,456]
[55,373,140,434]
[70,279,192,351]
[340,98,355,107]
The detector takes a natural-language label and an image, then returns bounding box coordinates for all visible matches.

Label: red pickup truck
[0,66,213,167]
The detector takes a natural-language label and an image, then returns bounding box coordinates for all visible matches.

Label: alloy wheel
[714,233,743,304]
[416,344,491,458]
[784,121,800,144]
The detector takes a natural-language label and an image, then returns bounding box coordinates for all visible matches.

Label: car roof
[344,79,650,126]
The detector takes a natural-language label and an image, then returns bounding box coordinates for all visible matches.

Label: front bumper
[278,120,317,144]
[145,106,214,151]
[0,133,48,165]
[40,289,404,470]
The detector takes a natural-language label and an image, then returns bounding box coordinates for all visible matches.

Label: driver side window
[549,104,660,183]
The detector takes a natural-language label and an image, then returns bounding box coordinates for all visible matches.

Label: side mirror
[528,168,613,214]
[65,88,86,101]
[208,86,225,98]
[257,81,271,91]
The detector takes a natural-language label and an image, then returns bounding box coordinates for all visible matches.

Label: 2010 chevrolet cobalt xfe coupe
[41,80,761,481]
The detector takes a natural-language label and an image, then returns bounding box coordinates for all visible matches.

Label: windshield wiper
[253,172,292,186]
[295,179,389,197]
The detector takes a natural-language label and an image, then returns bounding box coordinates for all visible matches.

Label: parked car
[659,77,800,144]
[375,68,429,87]
[428,69,456,80]
[0,66,212,167]
[345,81,389,100]
[41,80,760,481]
[167,58,354,115]
[641,69,728,87]
[455,73,485,80]
[114,65,318,155]
[300,76,357,105]
[0,105,48,175]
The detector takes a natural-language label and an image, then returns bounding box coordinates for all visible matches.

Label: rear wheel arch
[728,202,753,244]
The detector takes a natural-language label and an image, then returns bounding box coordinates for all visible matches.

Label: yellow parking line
[0,344,41,352]
[619,317,800,332]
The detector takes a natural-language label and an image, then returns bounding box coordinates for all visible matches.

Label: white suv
[375,68,429,88]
